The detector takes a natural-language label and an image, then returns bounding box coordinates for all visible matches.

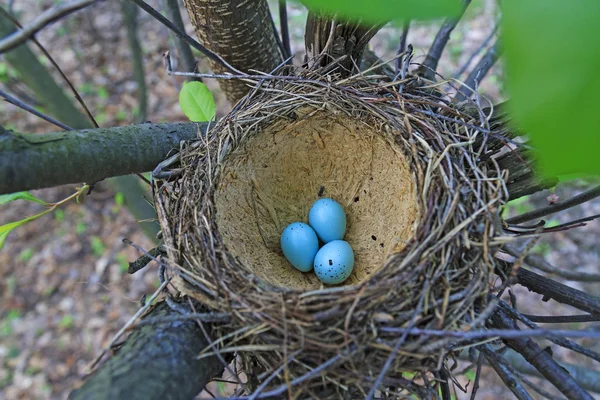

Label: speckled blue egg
[308,198,346,243]
[280,222,319,272]
[313,240,354,285]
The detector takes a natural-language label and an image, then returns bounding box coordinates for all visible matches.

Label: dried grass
[153,67,509,397]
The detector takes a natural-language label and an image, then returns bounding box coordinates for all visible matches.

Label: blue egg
[313,240,354,285]
[308,198,346,243]
[280,222,319,272]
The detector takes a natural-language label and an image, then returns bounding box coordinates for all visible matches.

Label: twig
[278,0,291,59]
[506,184,600,225]
[86,277,170,372]
[490,308,594,400]
[163,0,199,81]
[481,345,534,400]
[0,7,98,127]
[521,314,600,323]
[395,20,410,73]
[454,21,499,79]
[122,1,147,122]
[455,39,502,102]
[469,351,483,400]
[378,326,600,340]
[418,0,471,80]
[504,244,600,282]
[132,312,231,326]
[0,0,97,54]
[128,0,242,75]
[0,89,72,130]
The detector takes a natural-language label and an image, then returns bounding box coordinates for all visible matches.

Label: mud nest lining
[154,74,508,397]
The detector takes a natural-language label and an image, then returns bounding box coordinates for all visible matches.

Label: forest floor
[1,0,599,399]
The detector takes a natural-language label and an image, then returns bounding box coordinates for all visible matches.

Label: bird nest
[154,73,508,397]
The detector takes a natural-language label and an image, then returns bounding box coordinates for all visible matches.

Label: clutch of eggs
[280,198,354,285]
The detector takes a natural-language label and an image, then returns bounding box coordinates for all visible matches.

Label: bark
[69,300,223,400]
[182,0,283,103]
[304,12,382,76]
[0,122,208,195]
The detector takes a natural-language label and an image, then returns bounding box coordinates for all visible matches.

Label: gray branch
[0,122,207,194]
[69,300,224,400]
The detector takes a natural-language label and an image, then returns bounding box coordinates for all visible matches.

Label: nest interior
[215,110,420,290]
[154,76,508,397]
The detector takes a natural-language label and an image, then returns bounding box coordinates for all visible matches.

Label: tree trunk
[69,300,223,400]
[182,0,283,103]
[304,12,383,76]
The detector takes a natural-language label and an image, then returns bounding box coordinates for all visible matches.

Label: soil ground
[1,1,598,399]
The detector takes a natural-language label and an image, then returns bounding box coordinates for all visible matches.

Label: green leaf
[179,81,216,122]
[503,1,600,177]
[299,0,462,23]
[0,210,51,250]
[0,191,48,206]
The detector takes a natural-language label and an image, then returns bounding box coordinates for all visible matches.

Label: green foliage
[54,209,65,222]
[300,0,461,23]
[179,81,216,122]
[58,314,74,329]
[116,253,129,273]
[90,236,106,257]
[503,0,600,177]
[0,191,48,206]
[17,247,34,262]
[0,211,50,250]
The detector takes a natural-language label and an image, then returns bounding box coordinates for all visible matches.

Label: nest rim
[154,71,508,397]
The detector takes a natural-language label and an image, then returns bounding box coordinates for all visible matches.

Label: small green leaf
[299,0,461,24]
[0,191,48,206]
[179,81,216,122]
[503,0,600,177]
[0,210,51,250]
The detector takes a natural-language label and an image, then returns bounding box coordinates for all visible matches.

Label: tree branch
[506,184,600,225]
[163,0,200,81]
[0,0,97,53]
[489,308,594,400]
[122,1,148,122]
[0,122,207,194]
[455,39,502,102]
[278,0,291,59]
[418,0,471,80]
[480,345,534,400]
[69,300,224,400]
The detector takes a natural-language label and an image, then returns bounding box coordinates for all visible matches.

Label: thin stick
[278,0,291,59]
[128,0,242,75]
[521,314,600,324]
[0,7,98,127]
[395,20,410,73]
[504,244,600,282]
[86,278,170,372]
[418,0,471,80]
[163,0,199,82]
[0,0,97,53]
[455,40,501,101]
[0,89,72,130]
[506,184,600,225]
[378,326,600,340]
[454,21,499,79]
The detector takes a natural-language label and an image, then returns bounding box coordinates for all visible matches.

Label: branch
[163,0,200,81]
[0,122,207,194]
[129,0,241,75]
[502,349,600,394]
[455,39,502,102]
[278,0,291,59]
[506,184,600,225]
[489,308,593,400]
[122,1,148,122]
[500,262,600,315]
[454,21,499,79]
[0,89,71,130]
[418,0,471,80]
[69,300,224,400]
[504,244,600,282]
[480,345,534,400]
[0,0,97,54]
[395,21,410,73]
